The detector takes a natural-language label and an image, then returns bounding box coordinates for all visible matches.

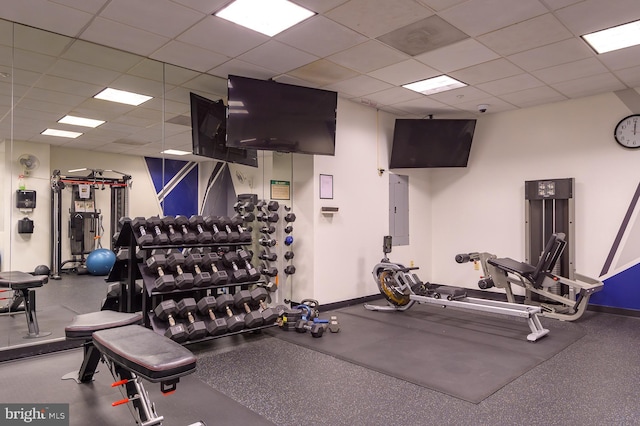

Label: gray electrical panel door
[389,174,409,246]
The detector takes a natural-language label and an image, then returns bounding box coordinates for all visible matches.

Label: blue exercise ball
[86,249,116,276]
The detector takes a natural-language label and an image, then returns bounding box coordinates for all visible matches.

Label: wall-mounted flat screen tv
[190,92,258,167]
[226,75,337,156]
[389,119,477,168]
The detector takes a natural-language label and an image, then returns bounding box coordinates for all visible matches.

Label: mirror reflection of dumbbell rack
[111,217,278,345]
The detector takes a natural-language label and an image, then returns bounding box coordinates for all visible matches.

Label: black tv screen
[226,75,337,155]
[389,119,476,168]
[190,92,258,167]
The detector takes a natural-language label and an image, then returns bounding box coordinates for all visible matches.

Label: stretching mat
[270,303,586,403]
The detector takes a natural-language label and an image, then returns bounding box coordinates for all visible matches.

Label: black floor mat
[0,348,275,426]
[270,303,586,403]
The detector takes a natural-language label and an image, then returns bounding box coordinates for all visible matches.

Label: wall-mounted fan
[18,154,40,175]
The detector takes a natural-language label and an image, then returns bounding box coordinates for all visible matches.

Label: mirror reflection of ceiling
[1,0,640,159]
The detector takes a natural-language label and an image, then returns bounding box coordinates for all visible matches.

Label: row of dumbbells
[145,249,262,292]
[128,215,252,247]
[153,288,279,342]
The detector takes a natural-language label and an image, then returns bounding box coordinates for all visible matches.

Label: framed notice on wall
[320,174,333,199]
[270,180,290,200]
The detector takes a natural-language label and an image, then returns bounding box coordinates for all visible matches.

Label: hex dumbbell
[166,253,195,289]
[174,215,198,244]
[176,298,207,341]
[215,294,245,332]
[131,216,153,246]
[233,290,264,328]
[295,319,324,337]
[196,296,228,336]
[222,252,248,283]
[154,300,188,342]
[250,287,278,324]
[160,216,184,244]
[184,253,212,287]
[145,254,176,291]
[199,252,229,285]
[203,216,228,243]
[188,215,213,244]
[147,216,169,245]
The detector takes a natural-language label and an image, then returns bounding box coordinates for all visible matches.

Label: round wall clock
[614,114,640,148]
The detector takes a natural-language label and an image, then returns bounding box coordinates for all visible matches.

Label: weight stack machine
[524,178,575,302]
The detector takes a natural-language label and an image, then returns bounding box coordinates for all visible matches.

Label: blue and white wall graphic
[592,182,640,310]
[145,157,198,217]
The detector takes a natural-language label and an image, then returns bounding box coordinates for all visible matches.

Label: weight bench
[486,233,604,321]
[63,311,202,426]
[0,271,50,338]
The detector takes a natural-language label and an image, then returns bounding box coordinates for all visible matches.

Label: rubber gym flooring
[1,274,640,425]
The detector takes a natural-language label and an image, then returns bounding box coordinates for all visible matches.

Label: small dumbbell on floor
[295,319,324,337]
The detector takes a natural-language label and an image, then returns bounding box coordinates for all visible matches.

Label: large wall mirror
[0,18,295,355]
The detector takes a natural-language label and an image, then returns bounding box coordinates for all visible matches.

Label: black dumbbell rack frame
[110,220,277,344]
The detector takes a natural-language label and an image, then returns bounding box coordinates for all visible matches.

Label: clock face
[614,114,640,148]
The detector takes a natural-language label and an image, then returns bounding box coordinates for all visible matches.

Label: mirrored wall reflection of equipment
[50,169,131,278]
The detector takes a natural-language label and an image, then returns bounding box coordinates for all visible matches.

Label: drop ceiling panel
[238,40,319,74]
[428,85,492,105]
[288,59,359,86]
[368,59,439,85]
[325,0,434,38]
[180,74,228,98]
[14,24,72,56]
[177,15,269,58]
[476,73,545,96]
[151,40,229,73]
[415,39,500,73]
[108,74,165,98]
[551,72,626,98]
[363,86,429,106]
[275,16,368,57]
[62,40,145,72]
[12,49,58,74]
[328,40,408,73]
[324,74,393,98]
[507,38,593,72]
[477,13,573,56]
[391,96,455,115]
[81,17,171,56]
[417,0,468,12]
[449,58,523,85]
[614,66,640,88]
[23,86,86,107]
[100,0,205,38]
[49,0,110,14]
[554,0,640,35]
[532,58,609,84]
[499,85,566,108]
[209,58,277,80]
[438,0,548,37]
[169,0,230,15]
[291,0,349,14]
[2,0,94,37]
[598,45,640,71]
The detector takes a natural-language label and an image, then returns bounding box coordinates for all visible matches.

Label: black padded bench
[63,311,200,426]
[0,271,50,338]
[63,310,143,383]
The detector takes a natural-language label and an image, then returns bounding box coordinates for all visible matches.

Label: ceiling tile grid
[1,0,639,158]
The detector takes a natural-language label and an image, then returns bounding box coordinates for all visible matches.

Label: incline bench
[0,271,50,338]
[63,311,204,426]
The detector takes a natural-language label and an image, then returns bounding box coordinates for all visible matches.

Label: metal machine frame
[364,240,550,342]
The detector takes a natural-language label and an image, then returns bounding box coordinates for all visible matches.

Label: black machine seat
[65,311,142,339]
[0,271,48,290]
[488,233,567,288]
[92,325,197,382]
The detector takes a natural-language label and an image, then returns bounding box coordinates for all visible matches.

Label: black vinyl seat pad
[92,325,196,382]
[488,257,536,278]
[65,311,143,339]
[0,271,48,290]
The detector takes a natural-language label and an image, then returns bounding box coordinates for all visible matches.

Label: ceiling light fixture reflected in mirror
[161,149,190,156]
[94,87,153,106]
[41,129,83,138]
[58,115,105,128]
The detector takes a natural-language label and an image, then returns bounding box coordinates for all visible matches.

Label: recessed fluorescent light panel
[582,19,640,54]
[94,88,152,106]
[403,75,467,95]
[58,115,105,128]
[161,149,190,156]
[42,129,83,138]
[215,0,315,37]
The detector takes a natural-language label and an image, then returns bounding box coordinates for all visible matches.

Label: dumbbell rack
[111,220,278,344]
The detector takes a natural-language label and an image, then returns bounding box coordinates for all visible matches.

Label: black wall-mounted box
[18,217,34,234]
[16,190,36,209]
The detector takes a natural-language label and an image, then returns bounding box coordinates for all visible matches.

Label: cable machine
[51,169,131,279]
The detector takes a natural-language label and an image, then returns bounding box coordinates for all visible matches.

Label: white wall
[431,91,639,291]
